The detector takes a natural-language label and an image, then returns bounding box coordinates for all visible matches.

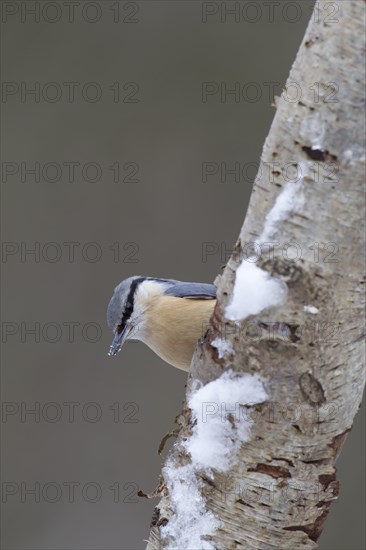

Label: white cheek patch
[130,280,168,340]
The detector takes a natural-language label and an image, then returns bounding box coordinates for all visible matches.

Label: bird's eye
[116,323,124,334]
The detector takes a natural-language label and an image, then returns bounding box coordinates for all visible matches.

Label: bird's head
[107,276,146,356]
[107,276,172,356]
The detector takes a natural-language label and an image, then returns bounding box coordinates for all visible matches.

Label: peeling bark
[146,1,365,548]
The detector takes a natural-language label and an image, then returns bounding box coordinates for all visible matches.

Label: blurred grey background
[1,1,364,549]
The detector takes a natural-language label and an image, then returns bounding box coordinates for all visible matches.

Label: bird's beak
[108,325,130,357]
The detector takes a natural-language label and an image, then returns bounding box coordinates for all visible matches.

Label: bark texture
[146,1,365,548]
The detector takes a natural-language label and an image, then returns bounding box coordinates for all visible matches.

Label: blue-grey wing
[163,281,216,300]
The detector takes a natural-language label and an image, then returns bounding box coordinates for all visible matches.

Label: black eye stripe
[118,277,146,329]
[117,276,173,332]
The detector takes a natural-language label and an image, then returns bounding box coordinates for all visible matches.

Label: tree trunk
[146,1,366,548]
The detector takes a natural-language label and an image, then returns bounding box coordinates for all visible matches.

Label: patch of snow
[162,461,219,550]
[186,370,268,471]
[161,370,268,549]
[304,305,319,314]
[224,156,310,322]
[211,337,233,359]
[225,261,287,322]
[258,176,305,244]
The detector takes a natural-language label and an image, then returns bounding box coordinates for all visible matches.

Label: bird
[107,276,217,371]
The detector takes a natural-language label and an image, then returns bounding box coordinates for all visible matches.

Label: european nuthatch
[107,276,216,370]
